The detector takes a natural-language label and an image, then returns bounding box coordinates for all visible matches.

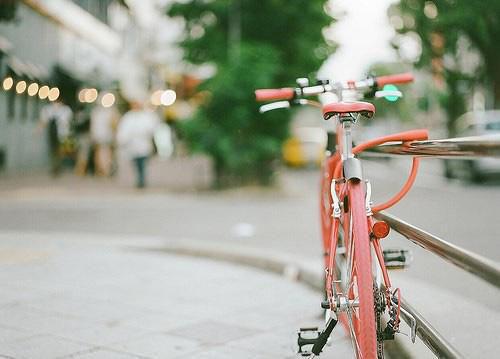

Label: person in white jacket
[117,101,160,188]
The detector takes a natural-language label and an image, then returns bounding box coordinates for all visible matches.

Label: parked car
[444,110,500,182]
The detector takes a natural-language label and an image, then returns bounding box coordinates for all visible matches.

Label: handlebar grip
[375,73,414,87]
[255,88,295,102]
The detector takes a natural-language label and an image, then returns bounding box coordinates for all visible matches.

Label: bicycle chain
[373,284,386,359]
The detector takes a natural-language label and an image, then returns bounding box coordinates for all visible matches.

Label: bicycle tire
[348,180,377,358]
[320,155,339,268]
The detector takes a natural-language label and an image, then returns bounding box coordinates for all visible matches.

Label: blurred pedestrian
[73,107,91,176]
[117,101,160,188]
[38,99,73,176]
[90,98,119,177]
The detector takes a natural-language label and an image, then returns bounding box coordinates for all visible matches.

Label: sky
[320,0,398,81]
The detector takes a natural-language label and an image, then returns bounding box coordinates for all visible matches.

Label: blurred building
[0,0,123,175]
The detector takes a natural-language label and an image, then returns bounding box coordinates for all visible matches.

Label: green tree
[390,0,500,135]
[168,0,336,185]
[0,0,18,22]
[50,65,82,110]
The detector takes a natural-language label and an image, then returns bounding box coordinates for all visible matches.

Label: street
[2,0,500,358]
[0,158,499,358]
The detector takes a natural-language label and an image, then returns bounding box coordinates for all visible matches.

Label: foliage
[0,0,18,23]
[50,65,83,110]
[168,0,336,185]
[390,0,500,134]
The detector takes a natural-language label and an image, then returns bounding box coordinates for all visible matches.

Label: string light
[160,90,177,106]
[150,90,163,106]
[84,88,98,103]
[15,80,27,94]
[101,92,115,107]
[38,85,50,100]
[27,83,39,96]
[2,77,14,91]
[78,88,87,102]
[48,87,60,101]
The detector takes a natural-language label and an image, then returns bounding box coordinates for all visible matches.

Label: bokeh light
[27,83,39,96]
[160,89,177,106]
[38,85,50,100]
[2,77,14,91]
[15,80,27,94]
[84,88,98,103]
[101,92,115,108]
[78,88,87,102]
[424,1,438,19]
[48,87,60,101]
[150,90,163,106]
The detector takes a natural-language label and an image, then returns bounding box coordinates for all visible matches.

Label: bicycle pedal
[297,327,320,356]
[383,249,412,269]
[297,317,338,357]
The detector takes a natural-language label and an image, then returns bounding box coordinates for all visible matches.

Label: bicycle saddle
[323,101,375,120]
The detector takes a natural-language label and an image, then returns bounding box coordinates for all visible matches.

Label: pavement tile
[0,334,94,359]
[229,322,353,358]
[107,332,201,358]
[63,348,143,359]
[0,326,33,344]
[26,296,147,325]
[0,285,56,309]
[119,310,201,332]
[226,326,298,356]
[56,322,150,347]
[178,345,282,359]
[0,304,92,336]
[215,303,319,332]
[166,320,259,345]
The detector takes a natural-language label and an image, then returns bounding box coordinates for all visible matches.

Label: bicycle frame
[320,120,428,358]
[256,73,429,358]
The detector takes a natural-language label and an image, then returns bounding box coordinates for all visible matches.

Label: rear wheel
[345,180,377,358]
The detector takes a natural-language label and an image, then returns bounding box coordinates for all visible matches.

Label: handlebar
[255,72,413,103]
[255,88,295,102]
[374,73,414,87]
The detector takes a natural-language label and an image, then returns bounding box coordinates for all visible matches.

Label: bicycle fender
[343,158,363,181]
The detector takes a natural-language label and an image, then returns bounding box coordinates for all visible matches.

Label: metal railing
[366,134,500,358]
[375,212,500,288]
[369,134,500,158]
[398,298,464,358]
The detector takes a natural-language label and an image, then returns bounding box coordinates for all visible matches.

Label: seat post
[340,116,355,161]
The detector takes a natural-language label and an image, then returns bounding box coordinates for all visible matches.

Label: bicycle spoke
[346,216,355,292]
[347,308,362,358]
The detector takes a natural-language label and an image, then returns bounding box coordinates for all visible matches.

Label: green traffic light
[383,84,400,102]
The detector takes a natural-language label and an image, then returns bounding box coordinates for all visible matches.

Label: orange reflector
[372,221,390,238]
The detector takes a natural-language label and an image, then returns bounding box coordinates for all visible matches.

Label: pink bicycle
[256,73,428,358]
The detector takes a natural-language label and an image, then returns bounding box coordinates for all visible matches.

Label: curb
[139,238,325,292]
[132,238,412,358]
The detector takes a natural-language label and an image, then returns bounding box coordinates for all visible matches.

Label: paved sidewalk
[0,232,351,359]
[1,166,499,357]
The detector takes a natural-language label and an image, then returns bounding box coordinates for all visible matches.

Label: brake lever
[259,101,291,113]
[259,99,322,114]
